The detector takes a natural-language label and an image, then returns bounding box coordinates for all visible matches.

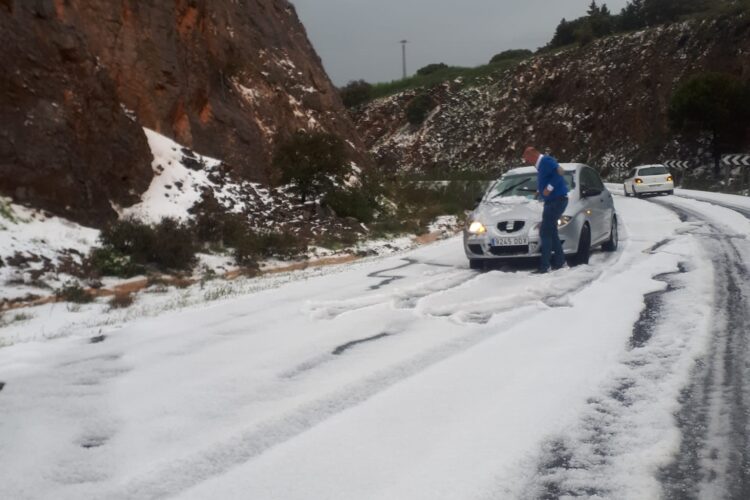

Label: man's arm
[539,158,557,197]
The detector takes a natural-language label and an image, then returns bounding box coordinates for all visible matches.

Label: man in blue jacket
[522,146,569,273]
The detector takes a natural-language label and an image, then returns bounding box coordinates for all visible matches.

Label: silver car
[463,163,618,270]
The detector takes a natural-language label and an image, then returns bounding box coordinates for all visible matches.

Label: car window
[580,168,604,191]
[590,168,605,189]
[637,166,667,176]
[486,172,575,200]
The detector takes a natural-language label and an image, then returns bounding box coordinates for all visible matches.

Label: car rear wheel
[569,224,591,267]
[667,190,674,195]
[469,259,484,270]
[602,216,618,252]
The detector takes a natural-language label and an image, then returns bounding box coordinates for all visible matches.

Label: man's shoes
[551,263,568,271]
[531,269,549,275]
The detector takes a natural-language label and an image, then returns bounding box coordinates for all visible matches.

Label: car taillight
[667,175,673,182]
[635,178,643,184]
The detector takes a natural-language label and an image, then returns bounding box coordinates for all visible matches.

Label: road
[0,190,748,499]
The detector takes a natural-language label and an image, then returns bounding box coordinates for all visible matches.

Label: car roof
[635,164,666,168]
[504,163,584,176]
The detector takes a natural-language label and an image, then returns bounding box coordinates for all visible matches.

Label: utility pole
[399,40,409,79]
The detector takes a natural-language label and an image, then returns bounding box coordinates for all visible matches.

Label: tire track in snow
[111,251,627,498]
[653,198,750,500]
[106,305,545,500]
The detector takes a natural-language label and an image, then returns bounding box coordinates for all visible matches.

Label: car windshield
[638,166,667,176]
[487,172,576,200]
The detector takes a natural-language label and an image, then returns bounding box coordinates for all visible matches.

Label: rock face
[353,16,750,179]
[0,1,154,225]
[67,0,366,180]
[0,0,366,224]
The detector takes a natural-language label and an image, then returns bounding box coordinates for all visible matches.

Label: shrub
[108,292,134,309]
[416,63,448,76]
[489,49,532,64]
[191,194,248,248]
[233,230,307,266]
[339,80,373,108]
[150,218,199,270]
[324,188,377,223]
[273,132,349,202]
[669,72,750,174]
[87,247,142,278]
[56,281,94,304]
[98,217,198,273]
[405,93,434,125]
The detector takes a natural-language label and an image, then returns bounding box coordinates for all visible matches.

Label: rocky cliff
[353,16,750,179]
[0,0,366,224]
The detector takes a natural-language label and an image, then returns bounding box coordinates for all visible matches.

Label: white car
[623,164,674,197]
[464,164,618,270]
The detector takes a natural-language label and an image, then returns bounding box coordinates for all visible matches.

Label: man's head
[522,146,541,167]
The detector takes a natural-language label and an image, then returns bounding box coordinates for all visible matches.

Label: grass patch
[56,281,94,304]
[0,198,17,223]
[108,292,134,309]
[369,59,522,99]
[368,179,487,237]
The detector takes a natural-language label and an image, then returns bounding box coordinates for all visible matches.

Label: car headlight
[667,175,673,182]
[468,221,487,234]
[558,215,573,227]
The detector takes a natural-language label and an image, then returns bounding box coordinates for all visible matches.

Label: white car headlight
[468,221,487,234]
[558,215,573,227]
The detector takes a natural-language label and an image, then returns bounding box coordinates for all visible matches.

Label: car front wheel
[570,224,591,266]
[623,184,630,197]
[602,216,618,252]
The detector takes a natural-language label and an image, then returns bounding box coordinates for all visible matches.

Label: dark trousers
[540,196,568,271]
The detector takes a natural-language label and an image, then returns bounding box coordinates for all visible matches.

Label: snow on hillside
[0,199,99,302]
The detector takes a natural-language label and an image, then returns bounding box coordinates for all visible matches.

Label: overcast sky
[291,0,631,86]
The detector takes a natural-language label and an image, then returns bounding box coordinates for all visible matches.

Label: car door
[580,167,607,241]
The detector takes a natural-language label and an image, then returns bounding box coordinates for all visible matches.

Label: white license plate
[649,183,663,187]
[492,237,528,246]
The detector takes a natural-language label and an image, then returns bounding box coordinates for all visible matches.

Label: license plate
[650,183,663,187]
[492,237,528,246]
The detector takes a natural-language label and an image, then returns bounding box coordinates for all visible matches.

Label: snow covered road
[0,190,748,499]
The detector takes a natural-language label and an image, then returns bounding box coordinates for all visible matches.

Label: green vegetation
[368,59,522,100]
[274,132,349,203]
[233,230,307,266]
[339,79,373,108]
[0,198,17,224]
[669,72,750,175]
[56,281,94,304]
[547,0,749,50]
[416,63,449,76]
[89,217,198,276]
[489,49,533,64]
[367,179,487,238]
[405,93,435,125]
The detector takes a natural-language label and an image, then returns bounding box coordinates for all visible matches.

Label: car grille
[468,244,483,255]
[489,245,529,256]
[497,221,525,233]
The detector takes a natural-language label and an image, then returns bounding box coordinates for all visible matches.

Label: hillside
[0,0,366,225]
[352,15,750,180]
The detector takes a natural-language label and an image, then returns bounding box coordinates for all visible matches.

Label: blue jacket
[537,155,569,201]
